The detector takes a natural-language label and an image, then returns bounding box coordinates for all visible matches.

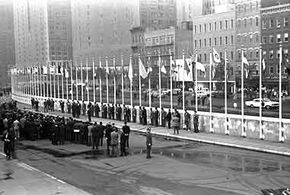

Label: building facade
[235,0,261,86]
[202,0,236,15]
[261,2,290,91]
[0,0,15,89]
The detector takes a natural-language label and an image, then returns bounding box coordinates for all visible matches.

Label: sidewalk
[19,103,290,157]
[0,152,90,195]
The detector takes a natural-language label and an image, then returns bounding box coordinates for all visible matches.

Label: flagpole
[49,63,52,98]
[182,51,185,125]
[58,62,60,99]
[159,52,162,126]
[130,55,133,116]
[259,46,264,139]
[113,56,116,118]
[81,60,84,101]
[54,63,56,99]
[224,51,229,135]
[279,45,283,142]
[76,61,78,101]
[106,56,109,106]
[93,57,95,103]
[195,52,198,111]
[139,55,142,107]
[241,50,245,137]
[62,61,64,99]
[86,58,89,102]
[148,56,151,109]
[121,55,124,106]
[66,61,69,100]
[170,52,173,111]
[99,57,102,103]
[209,51,213,133]
[70,61,73,100]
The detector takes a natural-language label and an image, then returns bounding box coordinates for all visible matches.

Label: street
[2,133,290,195]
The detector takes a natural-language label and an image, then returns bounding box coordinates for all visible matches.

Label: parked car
[245,98,279,109]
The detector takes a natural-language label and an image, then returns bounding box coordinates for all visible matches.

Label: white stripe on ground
[0,151,65,184]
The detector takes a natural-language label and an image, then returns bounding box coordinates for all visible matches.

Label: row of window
[262,17,288,29]
[237,16,259,28]
[236,1,259,13]
[145,36,174,46]
[237,33,259,43]
[194,35,234,48]
[262,33,289,44]
[237,50,259,60]
[263,49,289,60]
[194,19,234,34]
[197,51,235,63]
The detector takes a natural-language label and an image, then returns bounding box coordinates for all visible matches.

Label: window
[204,24,207,32]
[256,17,259,26]
[199,24,202,33]
[231,51,234,60]
[277,34,281,43]
[249,34,253,42]
[214,37,217,45]
[263,36,267,43]
[269,19,274,28]
[199,39,202,47]
[225,36,228,44]
[284,17,288,27]
[194,25,197,34]
[204,39,207,47]
[231,19,234,28]
[277,19,281,28]
[220,36,222,45]
[209,23,212,31]
[269,50,274,59]
[284,49,289,57]
[220,21,223,30]
[262,19,266,29]
[256,34,259,42]
[256,50,259,58]
[194,40,197,48]
[277,49,280,59]
[250,18,253,26]
[250,51,253,58]
[209,38,212,46]
[231,35,234,44]
[270,67,274,74]
[244,18,247,27]
[225,20,228,29]
[204,53,207,62]
[284,33,288,42]
[238,51,241,60]
[238,20,241,28]
[214,22,217,30]
[220,52,223,58]
[269,35,274,43]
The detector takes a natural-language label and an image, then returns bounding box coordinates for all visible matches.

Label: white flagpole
[148,56,151,109]
[49,63,52,98]
[99,57,102,103]
[54,64,56,98]
[170,52,173,111]
[225,51,229,135]
[279,45,283,142]
[209,52,213,133]
[241,50,245,137]
[57,62,60,99]
[113,56,116,117]
[121,55,124,106]
[62,61,64,99]
[130,55,133,111]
[106,56,109,105]
[159,52,162,125]
[86,58,89,102]
[66,61,68,100]
[259,47,264,139]
[93,58,95,102]
[70,61,74,100]
[182,51,185,125]
[139,55,142,106]
[76,61,78,101]
[81,60,84,101]
[195,53,198,111]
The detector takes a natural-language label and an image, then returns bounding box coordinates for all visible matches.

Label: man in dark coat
[122,122,130,148]
[94,102,100,117]
[60,100,65,113]
[120,130,126,156]
[82,101,86,116]
[105,123,112,155]
[91,122,99,150]
[166,109,172,129]
[161,108,166,127]
[132,106,136,123]
[142,107,147,125]
[193,111,199,133]
[67,100,71,114]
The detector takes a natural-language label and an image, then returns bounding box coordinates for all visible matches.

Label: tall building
[14,0,72,67]
[261,2,290,91]
[0,0,15,89]
[235,0,261,86]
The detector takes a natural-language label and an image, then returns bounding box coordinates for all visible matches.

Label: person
[184,109,191,131]
[172,109,180,135]
[59,119,65,145]
[150,108,154,125]
[2,128,15,160]
[91,122,99,150]
[139,106,142,124]
[132,106,136,123]
[94,102,100,118]
[146,127,152,159]
[161,108,166,127]
[110,126,119,157]
[193,111,199,133]
[67,100,71,114]
[82,101,86,116]
[87,103,93,122]
[120,129,127,156]
[166,109,172,129]
[142,107,147,125]
[154,107,159,126]
[122,122,130,148]
[105,123,112,155]
[60,100,65,113]
[87,122,94,146]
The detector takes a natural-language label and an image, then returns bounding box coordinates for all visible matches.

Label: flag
[106,58,109,74]
[242,53,249,78]
[213,48,221,63]
[161,65,167,74]
[139,58,148,79]
[262,59,266,71]
[65,69,69,78]
[128,57,133,82]
[43,66,48,74]
[184,58,190,74]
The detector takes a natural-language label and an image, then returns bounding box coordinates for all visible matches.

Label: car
[245,98,279,109]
